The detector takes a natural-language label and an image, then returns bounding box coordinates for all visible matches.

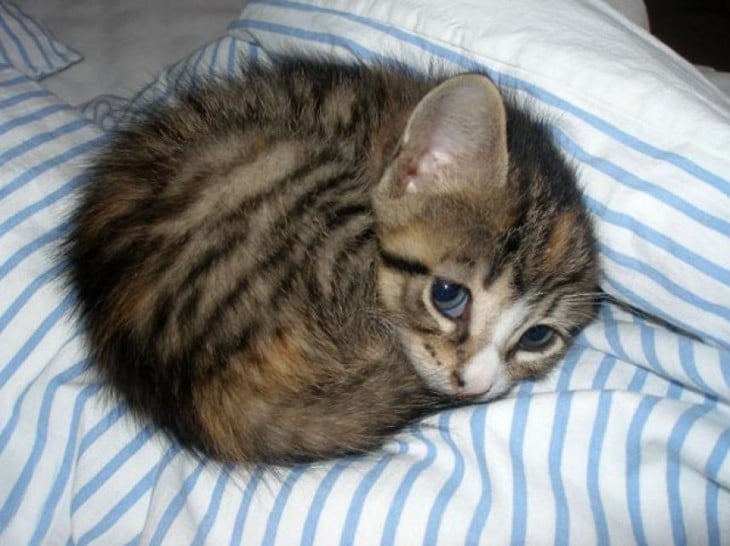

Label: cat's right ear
[380,74,509,199]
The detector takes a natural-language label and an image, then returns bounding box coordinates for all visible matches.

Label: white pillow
[229,0,730,348]
[0,1,81,79]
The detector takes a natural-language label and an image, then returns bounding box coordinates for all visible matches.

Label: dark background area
[645,0,730,71]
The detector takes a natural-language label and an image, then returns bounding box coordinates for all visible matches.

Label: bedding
[1,1,728,544]
[0,1,81,80]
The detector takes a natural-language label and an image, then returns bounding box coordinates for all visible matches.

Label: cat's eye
[518,324,556,351]
[431,279,470,319]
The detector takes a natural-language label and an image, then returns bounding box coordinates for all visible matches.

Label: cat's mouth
[456,389,489,400]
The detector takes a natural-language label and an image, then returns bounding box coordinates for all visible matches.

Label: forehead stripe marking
[378,248,430,276]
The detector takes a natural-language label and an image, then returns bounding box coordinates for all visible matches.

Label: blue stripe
[625,396,661,546]
[262,465,308,545]
[555,343,586,392]
[191,466,232,546]
[1,4,53,71]
[243,0,729,194]
[586,391,612,546]
[76,444,182,546]
[149,461,207,546]
[0,102,67,135]
[0,173,85,238]
[340,442,407,546]
[509,384,532,546]
[30,383,100,545]
[0,12,37,75]
[704,429,730,546]
[0,221,66,283]
[72,426,155,513]
[78,404,128,456]
[189,45,209,81]
[0,287,72,390]
[598,243,729,324]
[722,351,730,390]
[227,37,237,76]
[0,358,86,454]
[0,37,10,71]
[208,38,223,77]
[592,355,616,389]
[547,347,585,546]
[424,410,465,545]
[548,392,572,546]
[465,405,491,545]
[639,316,669,379]
[678,337,715,397]
[601,275,726,350]
[0,353,91,527]
[380,427,437,546]
[249,42,260,65]
[229,465,266,545]
[0,260,64,335]
[666,381,684,400]
[26,6,77,61]
[554,129,730,235]
[239,19,392,66]
[666,404,714,546]
[300,459,351,546]
[0,72,29,87]
[0,117,89,168]
[0,136,100,206]
[586,196,730,286]
[602,306,631,362]
[0,87,48,110]
[628,367,649,392]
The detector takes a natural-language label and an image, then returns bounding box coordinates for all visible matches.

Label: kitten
[66,58,599,465]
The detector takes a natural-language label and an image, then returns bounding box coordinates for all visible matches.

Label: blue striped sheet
[586,391,612,546]
[0,2,81,80]
[1,10,729,545]
[262,465,308,544]
[380,427,438,545]
[229,2,730,351]
[233,0,730,195]
[191,466,232,546]
[300,459,351,546]
[29,382,100,546]
[149,461,206,546]
[74,445,183,546]
[465,405,492,545]
[229,465,267,544]
[339,441,407,545]
[424,411,465,545]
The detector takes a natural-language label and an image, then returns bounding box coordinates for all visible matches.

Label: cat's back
[67,60,435,464]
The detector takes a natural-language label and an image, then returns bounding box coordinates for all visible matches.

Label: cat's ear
[385,74,508,198]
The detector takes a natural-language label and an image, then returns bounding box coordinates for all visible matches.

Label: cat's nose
[452,371,490,399]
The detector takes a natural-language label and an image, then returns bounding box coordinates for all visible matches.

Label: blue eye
[518,325,556,351]
[431,279,470,319]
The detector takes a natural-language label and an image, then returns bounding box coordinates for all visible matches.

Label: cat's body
[66,59,598,465]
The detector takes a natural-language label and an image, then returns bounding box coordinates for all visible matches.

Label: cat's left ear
[384,74,508,198]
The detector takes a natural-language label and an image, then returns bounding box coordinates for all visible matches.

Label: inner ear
[392,74,509,197]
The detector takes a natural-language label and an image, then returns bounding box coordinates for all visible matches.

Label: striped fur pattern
[66,58,598,465]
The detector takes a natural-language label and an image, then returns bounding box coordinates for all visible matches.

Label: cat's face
[373,74,598,400]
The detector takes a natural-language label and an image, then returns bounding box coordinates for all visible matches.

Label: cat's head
[373,73,598,400]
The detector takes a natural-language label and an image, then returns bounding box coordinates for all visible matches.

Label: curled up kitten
[65,58,599,465]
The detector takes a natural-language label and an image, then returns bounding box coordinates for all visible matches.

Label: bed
[1,0,728,544]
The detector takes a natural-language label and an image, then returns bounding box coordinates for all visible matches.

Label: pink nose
[452,371,490,399]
